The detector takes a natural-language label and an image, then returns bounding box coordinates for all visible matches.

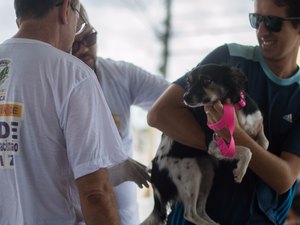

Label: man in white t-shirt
[0,0,149,224]
[72,5,169,225]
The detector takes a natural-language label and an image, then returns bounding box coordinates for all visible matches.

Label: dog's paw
[233,168,244,183]
[260,138,269,150]
[256,129,269,150]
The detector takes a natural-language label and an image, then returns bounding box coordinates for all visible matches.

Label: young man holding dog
[0,0,150,224]
[147,0,300,224]
[72,4,169,225]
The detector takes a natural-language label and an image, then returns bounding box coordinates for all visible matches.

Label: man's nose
[257,21,271,34]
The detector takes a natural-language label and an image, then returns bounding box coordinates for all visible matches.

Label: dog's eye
[202,78,212,86]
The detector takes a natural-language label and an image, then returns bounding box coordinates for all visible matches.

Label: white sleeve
[61,75,127,179]
[122,62,170,110]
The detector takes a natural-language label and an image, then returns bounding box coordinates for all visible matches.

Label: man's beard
[78,53,96,70]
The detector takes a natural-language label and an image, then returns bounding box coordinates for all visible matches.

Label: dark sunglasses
[72,29,98,54]
[249,13,300,32]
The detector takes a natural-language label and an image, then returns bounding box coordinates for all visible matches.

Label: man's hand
[108,158,150,188]
[205,100,263,141]
[204,101,235,142]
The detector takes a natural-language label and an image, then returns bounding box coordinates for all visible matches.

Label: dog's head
[183,64,247,108]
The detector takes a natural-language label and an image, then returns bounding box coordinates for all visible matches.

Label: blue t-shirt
[167,43,300,225]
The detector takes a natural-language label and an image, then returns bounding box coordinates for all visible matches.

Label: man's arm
[236,128,300,194]
[148,83,300,194]
[147,84,207,150]
[76,168,120,225]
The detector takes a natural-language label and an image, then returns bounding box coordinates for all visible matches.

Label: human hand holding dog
[204,100,242,142]
[205,100,262,141]
[108,157,150,188]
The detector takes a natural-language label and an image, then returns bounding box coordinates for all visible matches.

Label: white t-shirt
[95,58,169,225]
[0,38,127,225]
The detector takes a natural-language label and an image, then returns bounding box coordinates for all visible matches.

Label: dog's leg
[171,158,218,225]
[180,174,215,225]
[195,157,219,225]
[232,146,252,183]
[255,128,269,150]
[239,111,268,150]
[180,175,203,224]
[168,158,206,225]
[208,140,252,183]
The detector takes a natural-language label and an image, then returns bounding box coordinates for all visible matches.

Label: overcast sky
[80,0,258,81]
[0,0,258,81]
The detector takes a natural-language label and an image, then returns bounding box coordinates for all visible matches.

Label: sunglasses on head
[249,13,300,32]
[72,28,98,54]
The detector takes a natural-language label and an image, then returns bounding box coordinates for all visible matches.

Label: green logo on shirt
[0,59,11,87]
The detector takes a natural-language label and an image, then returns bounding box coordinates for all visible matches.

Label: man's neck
[265,56,299,79]
[15,20,55,42]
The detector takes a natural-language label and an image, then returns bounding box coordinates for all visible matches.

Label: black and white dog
[141,64,269,225]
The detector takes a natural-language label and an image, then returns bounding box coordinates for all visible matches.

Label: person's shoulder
[44,47,96,86]
[96,57,154,77]
[54,49,94,76]
[226,43,258,60]
[200,43,259,66]
[207,43,256,56]
[9,38,94,77]
[97,57,136,69]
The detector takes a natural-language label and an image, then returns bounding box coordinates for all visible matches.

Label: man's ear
[16,18,20,28]
[58,0,70,25]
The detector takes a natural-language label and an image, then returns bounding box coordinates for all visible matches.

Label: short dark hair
[14,0,78,21]
[14,0,57,20]
[273,0,300,27]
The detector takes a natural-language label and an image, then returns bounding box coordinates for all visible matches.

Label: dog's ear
[230,67,247,89]
[184,66,199,85]
[184,69,194,91]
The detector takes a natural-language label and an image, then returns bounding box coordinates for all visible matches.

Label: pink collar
[234,91,246,110]
[207,92,246,157]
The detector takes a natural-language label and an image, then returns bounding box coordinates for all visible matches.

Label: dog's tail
[140,187,167,225]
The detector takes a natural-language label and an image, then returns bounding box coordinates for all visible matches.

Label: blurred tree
[159,0,172,78]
